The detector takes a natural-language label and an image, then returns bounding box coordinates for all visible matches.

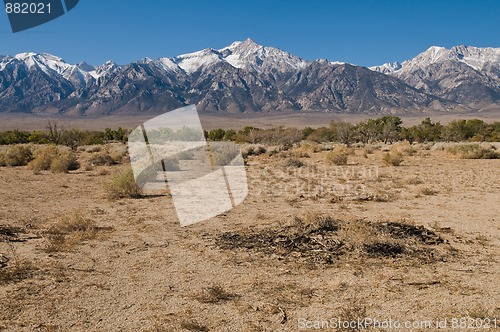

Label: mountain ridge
[0,39,498,116]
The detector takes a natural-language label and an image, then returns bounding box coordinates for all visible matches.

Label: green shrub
[0,145,33,167]
[105,169,142,199]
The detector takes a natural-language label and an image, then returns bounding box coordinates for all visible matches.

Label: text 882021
[5,2,51,14]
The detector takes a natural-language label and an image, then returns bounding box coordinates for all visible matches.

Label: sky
[0,0,499,67]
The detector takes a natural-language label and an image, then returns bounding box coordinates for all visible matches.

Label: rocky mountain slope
[1,39,498,116]
[370,45,500,107]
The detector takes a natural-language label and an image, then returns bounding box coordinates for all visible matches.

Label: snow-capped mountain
[163,38,308,75]
[220,38,307,73]
[370,45,500,106]
[0,40,498,115]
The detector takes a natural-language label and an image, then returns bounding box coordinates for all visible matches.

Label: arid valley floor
[1,141,499,331]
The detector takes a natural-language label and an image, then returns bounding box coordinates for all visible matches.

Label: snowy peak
[219,38,307,72]
[173,48,224,74]
[369,61,402,74]
[0,52,97,85]
[448,45,500,70]
[371,45,500,74]
[139,57,181,73]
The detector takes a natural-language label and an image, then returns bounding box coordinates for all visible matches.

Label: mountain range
[0,39,499,116]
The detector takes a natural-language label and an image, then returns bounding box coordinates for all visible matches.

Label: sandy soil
[0,143,499,331]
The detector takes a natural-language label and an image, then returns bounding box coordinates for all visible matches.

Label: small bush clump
[0,260,36,285]
[105,169,142,199]
[89,150,116,166]
[44,212,106,252]
[0,145,33,167]
[447,144,500,159]
[327,146,353,165]
[28,146,79,174]
[382,152,404,166]
[195,285,238,304]
[285,158,306,168]
[241,145,266,157]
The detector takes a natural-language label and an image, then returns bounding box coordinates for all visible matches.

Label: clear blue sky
[1,0,499,67]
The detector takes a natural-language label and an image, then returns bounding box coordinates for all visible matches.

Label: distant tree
[378,116,402,143]
[355,119,381,143]
[330,121,355,145]
[46,121,63,145]
[404,118,443,143]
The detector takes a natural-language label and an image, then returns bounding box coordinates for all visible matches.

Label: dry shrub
[216,217,444,263]
[89,150,116,166]
[0,145,33,167]
[391,141,418,156]
[105,168,142,199]
[285,158,306,168]
[241,144,267,157]
[0,259,36,285]
[44,212,104,252]
[419,187,438,196]
[337,302,367,331]
[180,321,209,332]
[29,146,79,174]
[447,144,500,159]
[406,177,423,185]
[382,152,404,166]
[327,146,354,165]
[363,145,375,155]
[194,285,238,304]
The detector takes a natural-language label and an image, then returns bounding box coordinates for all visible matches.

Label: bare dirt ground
[0,143,499,331]
[1,109,500,131]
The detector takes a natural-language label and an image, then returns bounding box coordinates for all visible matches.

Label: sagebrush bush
[89,150,116,166]
[391,141,417,156]
[50,150,79,173]
[105,169,142,199]
[447,144,500,159]
[285,158,306,168]
[241,145,266,157]
[29,146,79,174]
[327,146,353,165]
[382,152,404,166]
[0,145,33,167]
[44,212,104,252]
